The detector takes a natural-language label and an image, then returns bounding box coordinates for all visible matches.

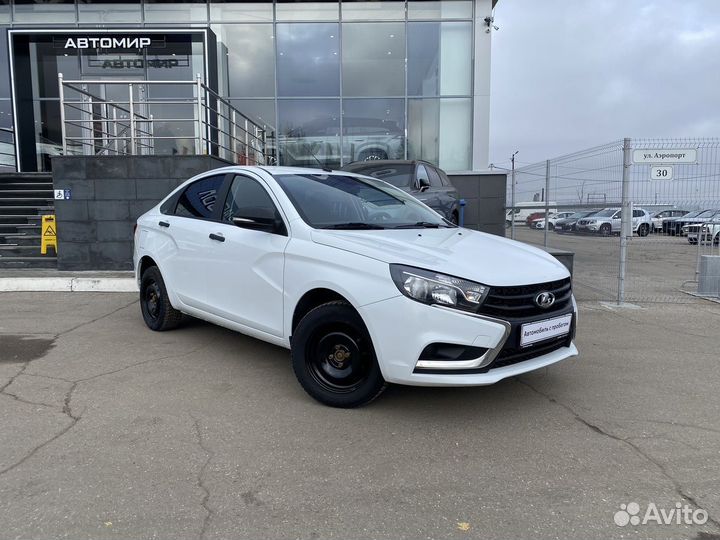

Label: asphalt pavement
[1,292,719,540]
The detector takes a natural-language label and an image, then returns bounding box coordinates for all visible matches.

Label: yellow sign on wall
[41,215,57,255]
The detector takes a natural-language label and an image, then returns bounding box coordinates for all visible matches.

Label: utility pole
[510,150,519,240]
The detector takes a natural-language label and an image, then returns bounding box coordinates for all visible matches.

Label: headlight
[389,264,489,312]
[587,220,597,225]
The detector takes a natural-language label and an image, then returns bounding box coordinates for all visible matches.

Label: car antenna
[302,140,333,173]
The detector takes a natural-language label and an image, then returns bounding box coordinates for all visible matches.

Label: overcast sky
[489,0,720,167]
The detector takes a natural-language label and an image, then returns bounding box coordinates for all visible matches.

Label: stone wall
[51,155,232,270]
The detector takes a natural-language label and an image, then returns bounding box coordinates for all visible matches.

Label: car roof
[341,160,428,171]
[195,165,371,177]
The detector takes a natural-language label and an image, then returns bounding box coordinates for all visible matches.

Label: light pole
[489,151,519,239]
[510,151,519,239]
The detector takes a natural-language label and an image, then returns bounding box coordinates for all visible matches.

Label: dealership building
[0,0,505,269]
[0,0,497,173]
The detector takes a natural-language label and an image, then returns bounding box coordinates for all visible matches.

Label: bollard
[458,199,466,227]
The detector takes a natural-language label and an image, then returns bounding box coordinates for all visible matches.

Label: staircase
[0,173,57,268]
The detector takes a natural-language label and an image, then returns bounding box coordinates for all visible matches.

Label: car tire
[638,223,650,237]
[599,223,612,236]
[548,223,554,231]
[358,149,388,161]
[140,266,183,332]
[291,301,387,408]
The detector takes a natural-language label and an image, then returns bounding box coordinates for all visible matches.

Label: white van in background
[506,202,558,225]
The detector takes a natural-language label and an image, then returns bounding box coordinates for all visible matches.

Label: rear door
[204,173,290,337]
[156,174,227,309]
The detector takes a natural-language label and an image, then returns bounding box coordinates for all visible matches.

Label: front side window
[174,175,225,219]
[221,175,283,233]
[347,164,414,188]
[274,173,453,229]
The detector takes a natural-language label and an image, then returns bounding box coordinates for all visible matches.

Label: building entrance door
[9,30,215,172]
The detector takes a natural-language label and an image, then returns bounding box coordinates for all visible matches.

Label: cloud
[489,0,720,165]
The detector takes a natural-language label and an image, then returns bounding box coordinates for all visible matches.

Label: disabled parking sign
[54,189,72,200]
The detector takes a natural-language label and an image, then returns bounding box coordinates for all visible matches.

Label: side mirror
[418,178,430,192]
[232,211,285,235]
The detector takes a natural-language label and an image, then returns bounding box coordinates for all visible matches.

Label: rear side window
[632,209,644,217]
[174,175,225,219]
[426,166,443,187]
[438,169,453,187]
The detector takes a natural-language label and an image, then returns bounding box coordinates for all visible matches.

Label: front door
[204,173,289,337]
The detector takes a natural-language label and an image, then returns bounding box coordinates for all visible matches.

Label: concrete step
[0,186,54,192]
[0,197,55,204]
[0,215,43,222]
[0,257,57,269]
[0,234,42,247]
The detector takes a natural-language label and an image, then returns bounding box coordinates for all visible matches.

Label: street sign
[650,166,673,180]
[632,149,697,164]
[54,189,72,200]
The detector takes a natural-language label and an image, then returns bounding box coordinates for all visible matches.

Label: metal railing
[0,127,16,169]
[58,73,273,165]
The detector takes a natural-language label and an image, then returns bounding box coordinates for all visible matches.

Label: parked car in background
[650,209,690,232]
[277,117,405,167]
[675,209,720,236]
[505,202,557,226]
[554,210,599,234]
[340,160,459,223]
[531,212,575,230]
[662,210,709,236]
[575,207,653,236]
[134,166,578,407]
[685,221,720,245]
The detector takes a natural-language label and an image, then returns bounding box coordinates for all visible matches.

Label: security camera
[484,16,499,33]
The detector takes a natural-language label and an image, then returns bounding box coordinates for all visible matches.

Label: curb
[0,277,138,293]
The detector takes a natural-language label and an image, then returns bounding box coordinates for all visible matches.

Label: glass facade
[2,0,478,172]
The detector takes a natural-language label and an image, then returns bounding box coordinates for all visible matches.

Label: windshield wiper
[319,222,387,230]
[391,221,449,229]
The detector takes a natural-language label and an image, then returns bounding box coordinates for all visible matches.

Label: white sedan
[531,212,574,230]
[134,166,578,407]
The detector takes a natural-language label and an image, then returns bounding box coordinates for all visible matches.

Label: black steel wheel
[140,266,183,331]
[638,223,650,237]
[599,223,612,236]
[291,301,386,407]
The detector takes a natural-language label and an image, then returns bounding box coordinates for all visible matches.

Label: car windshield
[594,209,618,218]
[274,173,452,229]
[345,164,414,188]
[570,211,593,219]
[697,210,716,218]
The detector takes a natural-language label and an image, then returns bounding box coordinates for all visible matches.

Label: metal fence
[58,73,273,166]
[507,138,720,303]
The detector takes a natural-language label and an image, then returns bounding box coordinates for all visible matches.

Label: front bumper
[359,296,578,387]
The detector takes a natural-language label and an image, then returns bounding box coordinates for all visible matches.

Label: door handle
[159,221,170,228]
[209,233,225,242]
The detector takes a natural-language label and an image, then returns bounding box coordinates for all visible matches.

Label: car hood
[310,228,569,286]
